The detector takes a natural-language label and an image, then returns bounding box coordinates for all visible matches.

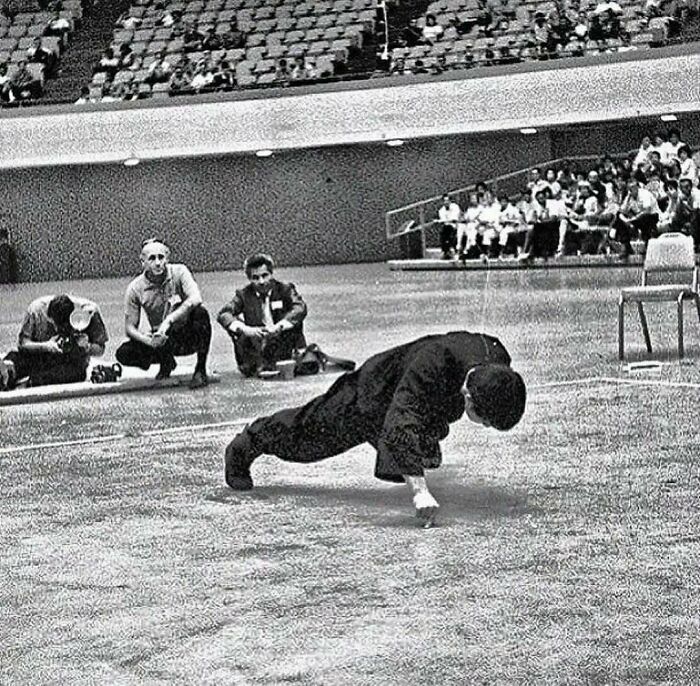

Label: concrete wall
[3,129,551,282]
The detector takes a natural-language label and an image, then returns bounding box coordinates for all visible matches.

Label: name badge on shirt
[271,300,284,310]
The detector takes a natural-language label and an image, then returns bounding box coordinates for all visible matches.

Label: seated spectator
[459,192,481,258]
[519,189,560,260]
[158,8,182,28]
[216,253,307,378]
[475,191,504,258]
[475,0,496,34]
[645,168,668,207]
[587,14,605,42]
[0,294,108,390]
[657,179,680,233]
[95,48,120,79]
[183,22,204,52]
[290,56,311,81]
[651,132,671,167]
[611,178,659,256]
[401,18,424,47]
[565,181,603,254]
[46,15,71,45]
[532,12,555,57]
[677,145,697,181]
[74,85,92,105]
[673,177,700,248]
[587,169,609,206]
[211,56,235,90]
[6,61,37,102]
[202,27,223,51]
[147,50,173,84]
[498,193,527,253]
[663,128,685,161]
[545,186,570,256]
[572,11,589,38]
[275,58,291,82]
[190,60,215,92]
[597,5,624,38]
[527,167,550,197]
[26,37,56,74]
[169,64,193,95]
[422,14,444,43]
[223,19,246,50]
[545,167,562,196]
[437,193,462,258]
[119,44,135,70]
[633,135,654,169]
[0,63,11,103]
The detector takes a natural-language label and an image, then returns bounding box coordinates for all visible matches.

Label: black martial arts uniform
[238,331,511,482]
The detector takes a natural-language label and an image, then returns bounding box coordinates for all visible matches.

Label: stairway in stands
[42,0,132,103]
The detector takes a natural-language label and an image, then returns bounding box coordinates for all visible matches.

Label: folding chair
[618,233,700,359]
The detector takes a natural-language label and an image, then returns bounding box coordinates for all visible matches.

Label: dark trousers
[672,205,700,250]
[233,373,405,483]
[522,219,559,257]
[233,328,306,377]
[612,213,658,253]
[440,223,457,256]
[4,348,88,387]
[116,304,211,371]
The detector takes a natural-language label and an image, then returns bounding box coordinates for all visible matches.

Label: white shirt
[422,24,444,41]
[438,202,461,225]
[622,187,659,216]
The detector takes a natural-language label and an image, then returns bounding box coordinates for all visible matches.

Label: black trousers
[236,373,407,483]
[612,213,658,252]
[4,348,88,387]
[522,219,559,257]
[116,304,211,371]
[439,223,457,255]
[233,328,306,377]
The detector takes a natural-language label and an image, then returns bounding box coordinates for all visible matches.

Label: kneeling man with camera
[0,294,108,390]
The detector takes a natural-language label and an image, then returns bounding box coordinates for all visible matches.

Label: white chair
[618,233,700,359]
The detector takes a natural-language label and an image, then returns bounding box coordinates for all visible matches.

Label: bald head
[140,239,170,279]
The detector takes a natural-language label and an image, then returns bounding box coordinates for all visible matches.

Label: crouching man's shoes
[224,429,259,490]
[189,368,208,389]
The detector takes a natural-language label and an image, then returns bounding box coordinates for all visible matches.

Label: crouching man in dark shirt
[223,331,526,527]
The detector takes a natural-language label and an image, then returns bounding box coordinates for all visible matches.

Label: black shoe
[0,361,15,391]
[189,368,208,389]
[155,355,177,380]
[224,431,258,490]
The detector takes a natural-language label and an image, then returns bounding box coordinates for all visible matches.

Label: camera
[90,363,123,384]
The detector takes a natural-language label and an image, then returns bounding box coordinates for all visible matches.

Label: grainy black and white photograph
[1,0,700,682]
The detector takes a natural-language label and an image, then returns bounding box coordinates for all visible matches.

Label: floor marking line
[531,377,603,390]
[0,419,253,457]
[599,376,700,390]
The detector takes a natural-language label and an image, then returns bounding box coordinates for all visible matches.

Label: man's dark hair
[244,253,275,276]
[467,364,526,431]
[47,294,75,331]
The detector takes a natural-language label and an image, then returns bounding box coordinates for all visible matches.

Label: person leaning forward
[223,331,526,527]
[217,253,307,377]
[115,238,211,389]
[0,294,108,390]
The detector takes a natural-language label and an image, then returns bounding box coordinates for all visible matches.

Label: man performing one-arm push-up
[224,331,526,526]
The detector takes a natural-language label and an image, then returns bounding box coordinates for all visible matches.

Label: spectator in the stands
[519,188,559,260]
[26,37,56,74]
[190,60,214,92]
[7,61,37,101]
[612,178,659,256]
[545,168,561,196]
[475,191,504,259]
[677,145,697,181]
[169,64,192,95]
[664,128,684,161]
[275,58,291,82]
[290,56,314,81]
[74,85,91,105]
[657,179,679,233]
[532,11,555,57]
[651,132,671,166]
[527,167,549,197]
[46,14,71,45]
[675,177,700,247]
[211,56,235,90]
[587,170,608,206]
[475,0,496,35]
[118,11,141,29]
[119,43,135,70]
[147,50,173,84]
[566,181,604,254]
[459,192,482,258]
[401,18,423,46]
[572,10,589,39]
[0,63,10,103]
[183,22,205,52]
[438,194,462,259]
[633,135,654,170]
[202,27,223,51]
[499,194,526,251]
[223,19,246,50]
[96,47,120,80]
[158,7,182,28]
[645,168,668,206]
[422,14,444,43]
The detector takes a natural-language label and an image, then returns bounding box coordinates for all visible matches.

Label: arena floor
[2,262,700,685]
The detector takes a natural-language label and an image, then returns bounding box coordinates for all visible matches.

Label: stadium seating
[86,0,378,100]
[0,0,82,103]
